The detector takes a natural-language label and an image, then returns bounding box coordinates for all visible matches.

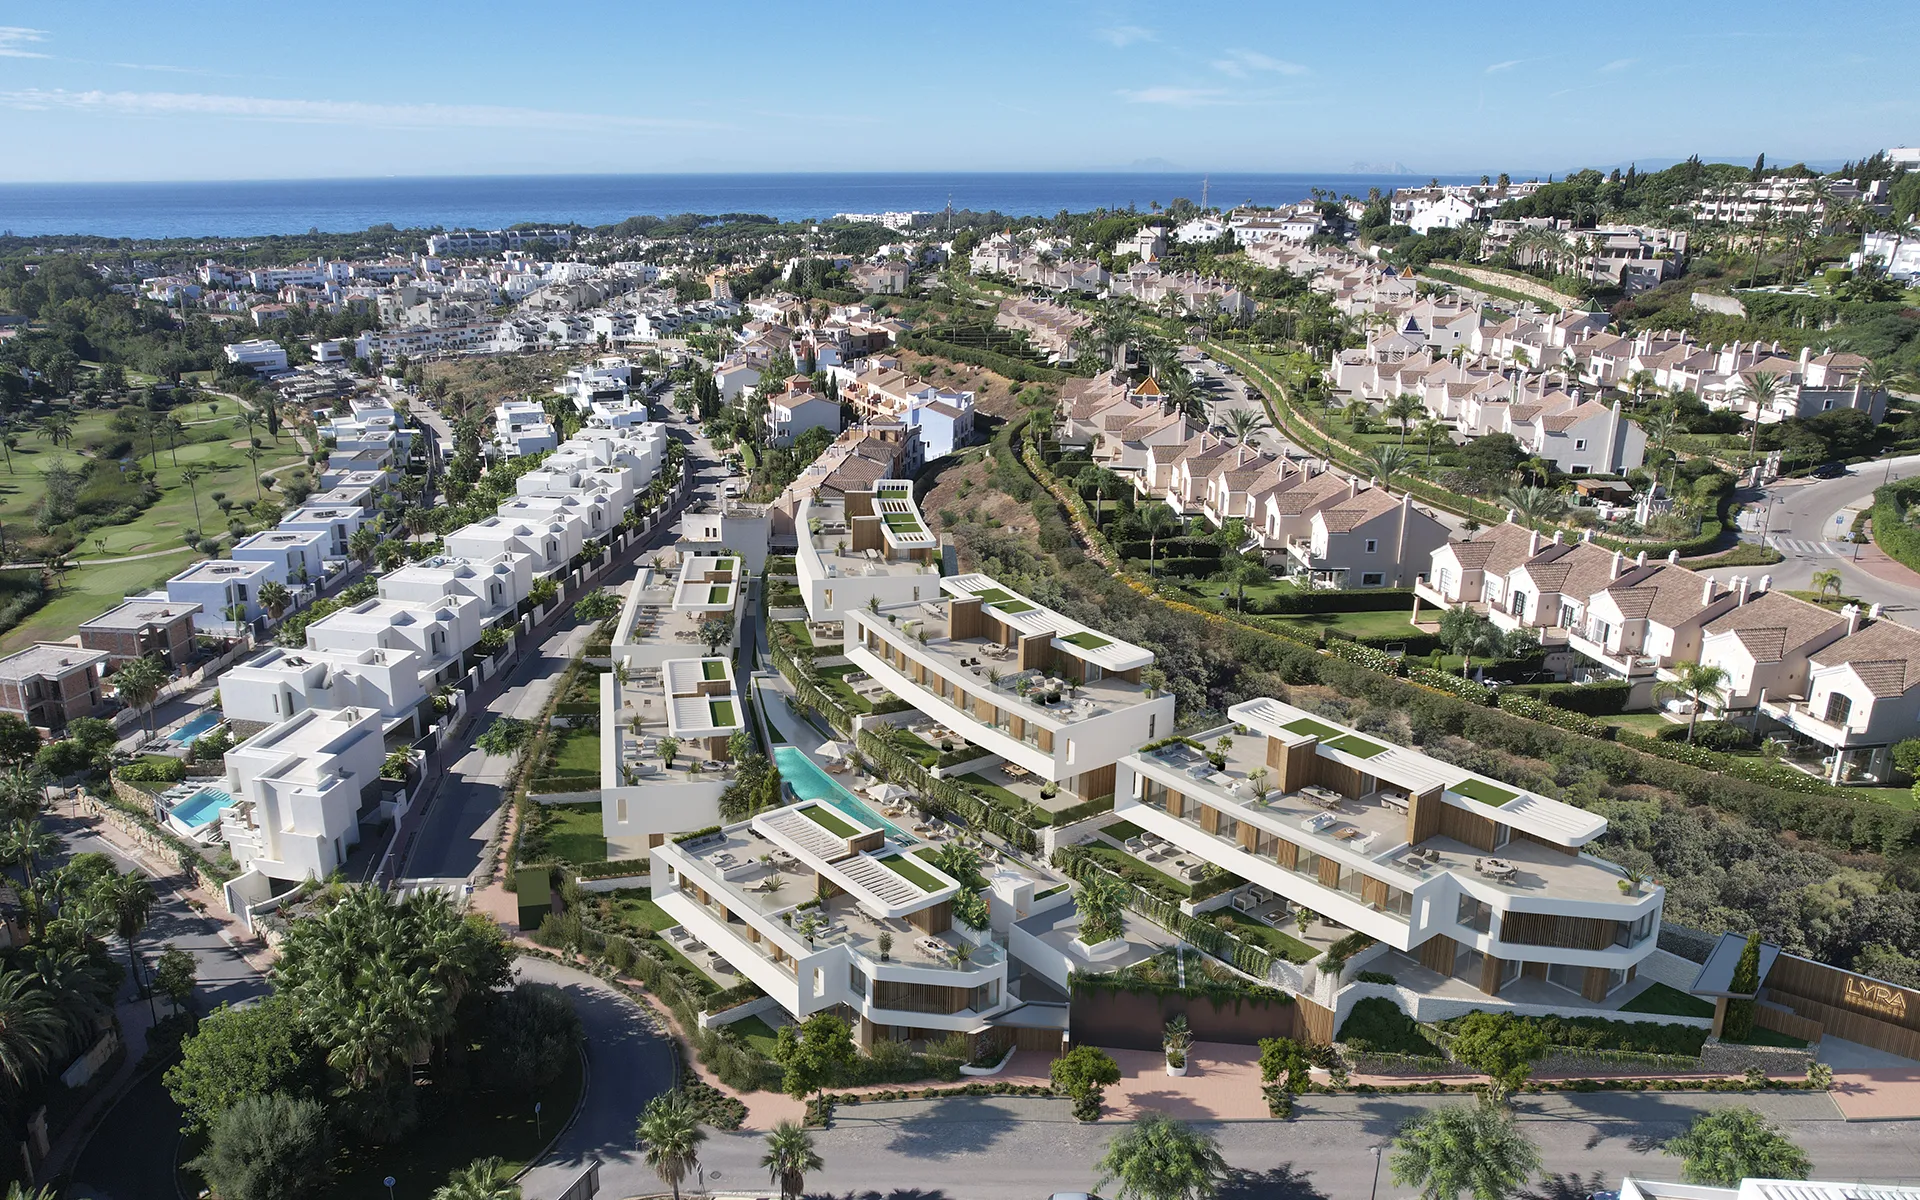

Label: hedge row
[1502,680,1632,715]
[1497,693,1612,739]
[1870,479,1920,576]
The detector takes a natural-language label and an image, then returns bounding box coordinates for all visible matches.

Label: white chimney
[1758,573,1771,593]
[1582,529,1593,542]
[1552,530,1564,544]
[1528,529,1540,555]
[1736,575,1751,606]
[1636,550,1648,567]
[1667,549,1680,563]
[1843,603,1862,635]
[1702,575,1716,606]
[1870,602,1885,620]
[1610,549,1623,580]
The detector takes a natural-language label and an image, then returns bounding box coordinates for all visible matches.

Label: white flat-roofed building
[378,552,532,625]
[845,573,1174,799]
[165,557,283,635]
[677,502,773,575]
[587,397,652,429]
[320,447,393,489]
[224,339,288,375]
[303,594,482,689]
[306,484,375,513]
[278,504,369,559]
[493,399,557,457]
[497,491,613,542]
[795,480,942,621]
[221,644,428,736]
[1114,697,1663,1003]
[445,515,580,577]
[1619,1177,1920,1200]
[230,529,329,589]
[654,802,1009,1040]
[219,706,386,883]
[610,550,747,672]
[515,463,636,520]
[599,655,741,857]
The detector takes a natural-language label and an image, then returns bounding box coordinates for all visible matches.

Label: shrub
[484,982,581,1088]
[1496,692,1611,738]
[1327,639,1401,675]
[119,757,186,783]
[189,1092,332,1200]
[1409,668,1492,704]
[1503,680,1631,715]
[1337,997,1438,1056]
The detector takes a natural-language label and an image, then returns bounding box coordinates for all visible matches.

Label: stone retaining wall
[1698,1038,1816,1077]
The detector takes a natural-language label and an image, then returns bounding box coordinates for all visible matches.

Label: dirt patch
[893,350,1055,421]
[917,450,1034,562]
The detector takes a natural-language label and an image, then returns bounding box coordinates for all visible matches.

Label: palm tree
[112,655,168,738]
[1139,503,1180,579]
[636,1091,707,1200]
[224,602,252,643]
[1502,485,1565,533]
[348,525,379,567]
[1811,568,1843,602]
[432,1157,520,1200]
[37,415,71,449]
[245,445,266,502]
[1415,418,1448,467]
[1390,1103,1541,1200]
[1223,408,1269,447]
[1656,660,1731,743]
[1096,1113,1228,1200]
[1623,370,1660,411]
[1732,371,1783,460]
[179,465,206,534]
[761,1120,823,1200]
[0,820,57,889]
[1370,445,1413,490]
[1639,409,1679,462]
[99,870,154,1012]
[1384,393,1424,446]
[258,581,292,621]
[0,973,67,1102]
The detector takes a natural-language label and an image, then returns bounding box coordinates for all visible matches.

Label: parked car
[1811,461,1849,478]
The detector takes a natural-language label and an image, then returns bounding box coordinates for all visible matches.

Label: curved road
[1742,455,1920,621]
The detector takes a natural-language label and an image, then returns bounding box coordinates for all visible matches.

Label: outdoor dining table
[1482,858,1518,879]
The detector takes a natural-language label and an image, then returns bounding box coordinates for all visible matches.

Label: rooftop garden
[1324,733,1388,760]
[878,853,945,893]
[1450,777,1521,806]
[1061,631,1112,651]
[969,587,1016,604]
[992,600,1035,614]
[702,659,728,680]
[1283,717,1342,741]
[707,584,732,605]
[709,699,738,727]
[800,804,858,837]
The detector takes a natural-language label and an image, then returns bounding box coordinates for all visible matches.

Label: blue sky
[0,1,1913,182]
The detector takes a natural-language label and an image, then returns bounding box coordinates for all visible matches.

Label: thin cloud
[1117,86,1236,108]
[1484,58,1527,74]
[0,89,718,132]
[1096,25,1156,47]
[1599,57,1638,72]
[1212,50,1308,78]
[0,27,49,58]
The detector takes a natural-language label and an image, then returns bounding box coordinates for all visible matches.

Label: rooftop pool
[772,745,908,841]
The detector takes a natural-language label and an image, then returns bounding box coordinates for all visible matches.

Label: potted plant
[1618,867,1648,896]
[877,930,893,961]
[1248,766,1271,802]
[1164,1015,1192,1077]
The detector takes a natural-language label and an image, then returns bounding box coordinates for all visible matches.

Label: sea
[0,171,1481,241]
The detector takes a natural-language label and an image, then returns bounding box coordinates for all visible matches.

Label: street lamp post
[1369,1145,1383,1200]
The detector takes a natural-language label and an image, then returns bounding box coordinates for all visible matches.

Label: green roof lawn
[801,804,858,837]
[969,587,1016,604]
[1283,717,1343,741]
[879,853,945,892]
[884,512,923,529]
[1450,777,1520,806]
[1325,734,1389,760]
[993,600,1035,614]
[1062,631,1112,650]
[707,584,732,604]
[709,699,737,727]
[702,660,727,680]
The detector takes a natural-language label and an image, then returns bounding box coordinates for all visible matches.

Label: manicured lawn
[1062,631,1111,650]
[1851,786,1920,812]
[964,777,1033,813]
[888,729,940,765]
[728,1014,783,1058]
[1271,608,1422,641]
[1618,981,1715,1019]
[914,846,988,891]
[778,619,815,648]
[543,802,607,863]
[602,888,676,933]
[702,659,727,680]
[1450,777,1519,806]
[1100,819,1145,843]
[1083,842,1191,899]
[814,663,875,713]
[802,804,859,836]
[710,699,737,726]
[1603,712,1678,737]
[1284,717,1343,741]
[879,853,946,892]
[1212,910,1317,964]
[1,549,202,654]
[548,729,601,776]
[1326,733,1388,760]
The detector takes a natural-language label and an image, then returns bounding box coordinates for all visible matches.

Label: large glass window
[1215,812,1240,843]
[1457,893,1493,934]
[1615,909,1657,947]
[1295,849,1321,881]
[1546,962,1584,994]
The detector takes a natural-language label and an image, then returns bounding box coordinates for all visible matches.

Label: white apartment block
[303,594,482,690]
[224,339,289,375]
[844,574,1175,799]
[795,481,943,621]
[654,802,1007,1042]
[445,514,580,577]
[277,504,369,559]
[164,557,284,634]
[426,228,572,256]
[610,552,747,673]
[219,706,387,883]
[221,644,428,737]
[230,529,329,590]
[379,552,533,625]
[599,655,741,857]
[1115,698,1663,1003]
[494,400,559,457]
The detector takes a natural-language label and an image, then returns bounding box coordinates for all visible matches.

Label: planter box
[1072,935,1129,961]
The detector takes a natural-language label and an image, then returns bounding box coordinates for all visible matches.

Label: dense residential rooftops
[1702,590,1845,663]
[1808,619,1920,697]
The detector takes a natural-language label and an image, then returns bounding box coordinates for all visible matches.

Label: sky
[0,0,1914,183]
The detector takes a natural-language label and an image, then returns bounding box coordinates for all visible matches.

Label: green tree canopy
[1096,1114,1228,1200]
[189,1092,333,1200]
[1664,1106,1811,1186]
[165,995,317,1134]
[1391,1103,1540,1200]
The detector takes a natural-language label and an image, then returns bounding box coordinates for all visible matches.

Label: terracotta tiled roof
[1704,591,1845,664]
[1811,620,1920,698]
[1318,487,1399,532]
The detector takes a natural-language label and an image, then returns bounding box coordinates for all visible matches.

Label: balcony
[1759,698,1860,747]
[1565,628,1656,678]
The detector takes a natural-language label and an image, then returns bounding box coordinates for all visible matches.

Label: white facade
[219,707,387,883]
[224,339,289,374]
[277,504,369,559]
[230,529,329,589]
[794,483,942,621]
[221,644,427,732]
[304,594,482,689]
[165,558,284,634]
[378,552,533,625]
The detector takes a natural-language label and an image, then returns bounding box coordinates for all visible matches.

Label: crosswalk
[1769,536,1850,557]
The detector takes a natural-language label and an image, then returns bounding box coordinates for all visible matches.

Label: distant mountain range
[1347,161,1416,175]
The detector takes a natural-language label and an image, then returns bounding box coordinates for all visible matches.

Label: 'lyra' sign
[1844,977,1910,1019]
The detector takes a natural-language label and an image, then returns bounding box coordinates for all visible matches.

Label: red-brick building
[78,600,203,670]
[0,644,111,731]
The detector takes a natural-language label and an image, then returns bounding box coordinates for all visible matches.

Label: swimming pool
[169,787,235,829]
[772,745,908,840]
[168,712,223,744]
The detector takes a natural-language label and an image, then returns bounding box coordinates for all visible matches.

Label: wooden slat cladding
[1199,806,1220,835]
[1581,966,1614,1002]
[1500,910,1617,950]
[1480,953,1506,996]
[1360,876,1392,909]
[1438,803,1498,852]
[1513,828,1576,857]
[1765,955,1920,1033]
[949,598,985,640]
[1416,934,1457,975]
[1408,786,1445,845]
[1318,759,1368,799]
[1753,1002,1826,1044]
[1273,836,1299,870]
[1075,762,1116,801]
[1295,996,1336,1045]
[1317,857,1341,888]
[1238,823,1260,851]
[908,900,953,934]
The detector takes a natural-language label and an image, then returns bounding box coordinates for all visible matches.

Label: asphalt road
[1741,454,1920,621]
